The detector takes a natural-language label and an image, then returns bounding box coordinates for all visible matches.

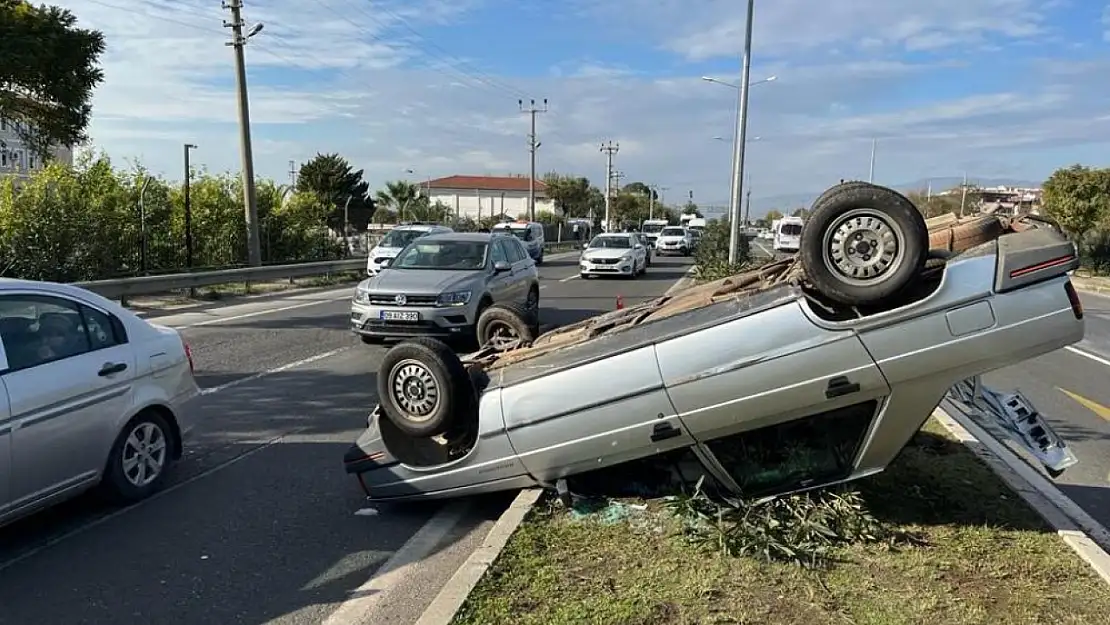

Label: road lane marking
[0,428,305,573]
[170,292,353,330]
[1058,387,1110,422]
[1065,345,1110,368]
[322,501,473,625]
[199,346,353,395]
[559,274,579,282]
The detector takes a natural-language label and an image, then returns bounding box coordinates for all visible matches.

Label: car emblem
[394,294,407,306]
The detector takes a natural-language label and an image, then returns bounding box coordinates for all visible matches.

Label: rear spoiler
[994,228,1079,293]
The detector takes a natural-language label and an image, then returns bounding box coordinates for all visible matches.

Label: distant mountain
[744,176,1042,219]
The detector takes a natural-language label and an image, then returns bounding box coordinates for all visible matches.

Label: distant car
[655,226,693,256]
[367,224,454,275]
[630,232,654,267]
[351,232,540,345]
[579,233,648,279]
[344,181,1084,504]
[491,221,546,264]
[0,279,200,528]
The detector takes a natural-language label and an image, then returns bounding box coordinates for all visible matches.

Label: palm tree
[374,180,422,221]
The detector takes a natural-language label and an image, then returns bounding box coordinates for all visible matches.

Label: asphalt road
[983,288,1110,527]
[0,252,696,625]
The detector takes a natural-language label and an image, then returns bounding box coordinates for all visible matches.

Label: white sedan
[579,233,649,279]
[0,278,200,528]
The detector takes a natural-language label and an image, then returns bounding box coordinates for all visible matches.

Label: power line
[519,98,547,222]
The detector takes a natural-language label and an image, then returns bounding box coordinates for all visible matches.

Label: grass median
[451,418,1110,625]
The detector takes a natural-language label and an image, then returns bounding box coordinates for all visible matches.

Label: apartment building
[0,117,74,180]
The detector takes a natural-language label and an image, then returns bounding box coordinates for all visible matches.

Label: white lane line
[199,346,353,395]
[170,293,352,330]
[322,501,473,625]
[559,274,579,282]
[0,428,304,573]
[1065,345,1110,368]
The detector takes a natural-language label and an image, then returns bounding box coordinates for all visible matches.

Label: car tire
[476,302,539,351]
[377,338,475,438]
[800,182,928,307]
[580,273,590,279]
[101,410,176,503]
[808,179,876,214]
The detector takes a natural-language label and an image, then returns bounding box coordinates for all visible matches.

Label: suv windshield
[780,224,803,236]
[379,229,428,248]
[642,223,666,234]
[661,227,686,237]
[392,240,488,270]
[588,236,632,249]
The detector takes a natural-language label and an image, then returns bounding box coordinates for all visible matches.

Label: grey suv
[351,233,540,343]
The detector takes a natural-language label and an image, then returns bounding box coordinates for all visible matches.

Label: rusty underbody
[465,211,1053,373]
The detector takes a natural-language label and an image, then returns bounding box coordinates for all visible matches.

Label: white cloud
[46,0,1110,209]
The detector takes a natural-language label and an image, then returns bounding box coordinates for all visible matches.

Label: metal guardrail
[74,241,583,301]
[75,258,368,300]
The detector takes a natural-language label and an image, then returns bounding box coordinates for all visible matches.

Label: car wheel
[800,182,928,306]
[102,411,175,503]
[525,285,540,312]
[580,273,590,279]
[808,179,876,214]
[476,303,538,352]
[377,338,474,438]
[536,254,544,265]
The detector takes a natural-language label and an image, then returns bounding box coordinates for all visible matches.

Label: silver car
[1,279,200,527]
[351,232,540,345]
[579,232,649,279]
[344,183,1085,502]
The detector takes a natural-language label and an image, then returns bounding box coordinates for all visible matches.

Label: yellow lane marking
[1057,387,1110,422]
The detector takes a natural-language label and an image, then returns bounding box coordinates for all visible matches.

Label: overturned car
[344,182,1085,502]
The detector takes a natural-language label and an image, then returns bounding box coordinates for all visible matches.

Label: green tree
[374,180,424,222]
[791,207,810,219]
[622,181,657,201]
[1042,165,1110,239]
[296,152,373,231]
[0,1,105,157]
[682,201,701,217]
[542,173,600,218]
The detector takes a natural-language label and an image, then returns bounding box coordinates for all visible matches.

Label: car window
[502,238,525,263]
[81,304,124,350]
[490,239,509,264]
[661,227,686,237]
[0,294,94,372]
[393,240,489,270]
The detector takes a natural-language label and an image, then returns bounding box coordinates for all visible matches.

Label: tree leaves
[1042,164,1110,239]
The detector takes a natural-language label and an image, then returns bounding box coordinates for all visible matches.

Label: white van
[367,223,454,275]
[772,216,805,253]
[491,221,546,264]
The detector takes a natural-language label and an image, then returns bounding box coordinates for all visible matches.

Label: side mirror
[379,258,391,268]
[492,260,511,272]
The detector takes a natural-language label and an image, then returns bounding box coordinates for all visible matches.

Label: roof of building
[426,175,547,192]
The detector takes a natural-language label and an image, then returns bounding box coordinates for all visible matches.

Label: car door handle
[650,422,682,442]
[98,362,128,376]
[825,376,861,399]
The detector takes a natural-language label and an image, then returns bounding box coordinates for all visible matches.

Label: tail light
[183,339,195,373]
[1064,281,1083,320]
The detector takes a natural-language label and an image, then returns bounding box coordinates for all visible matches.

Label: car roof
[394,224,450,232]
[421,232,498,243]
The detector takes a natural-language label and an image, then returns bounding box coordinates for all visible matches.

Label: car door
[487,238,516,303]
[504,238,534,303]
[0,349,11,518]
[0,293,137,510]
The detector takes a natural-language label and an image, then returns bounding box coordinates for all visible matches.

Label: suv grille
[368,294,439,306]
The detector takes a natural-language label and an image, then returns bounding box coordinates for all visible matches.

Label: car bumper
[655,244,686,254]
[170,384,203,448]
[350,299,477,338]
[580,258,635,275]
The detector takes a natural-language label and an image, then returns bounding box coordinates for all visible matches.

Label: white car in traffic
[579,233,648,279]
[654,226,693,256]
[0,279,200,528]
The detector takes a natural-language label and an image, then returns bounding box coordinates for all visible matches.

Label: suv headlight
[354,287,370,304]
[437,290,472,307]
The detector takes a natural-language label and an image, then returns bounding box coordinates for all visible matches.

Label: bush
[693,220,750,282]
[0,155,345,282]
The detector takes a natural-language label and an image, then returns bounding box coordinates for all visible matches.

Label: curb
[932,404,1110,586]
[414,489,544,625]
[412,263,697,625]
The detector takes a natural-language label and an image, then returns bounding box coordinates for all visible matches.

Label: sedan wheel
[102,412,175,503]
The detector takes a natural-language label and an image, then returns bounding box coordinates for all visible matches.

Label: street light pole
[729,0,756,266]
[224,1,264,266]
[184,143,197,270]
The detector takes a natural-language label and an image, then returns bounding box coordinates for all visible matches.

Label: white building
[0,117,74,180]
[424,175,554,221]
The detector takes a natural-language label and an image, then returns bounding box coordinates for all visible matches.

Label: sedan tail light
[182,338,195,373]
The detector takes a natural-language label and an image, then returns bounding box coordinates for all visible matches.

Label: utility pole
[288,160,296,186]
[959,171,969,217]
[868,138,877,183]
[600,141,619,231]
[519,98,547,221]
[728,0,756,266]
[743,172,753,226]
[184,143,197,270]
[224,0,263,266]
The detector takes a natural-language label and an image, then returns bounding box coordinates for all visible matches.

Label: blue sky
[57,0,1110,209]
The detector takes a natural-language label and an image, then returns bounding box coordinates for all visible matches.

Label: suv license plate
[380,310,419,322]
